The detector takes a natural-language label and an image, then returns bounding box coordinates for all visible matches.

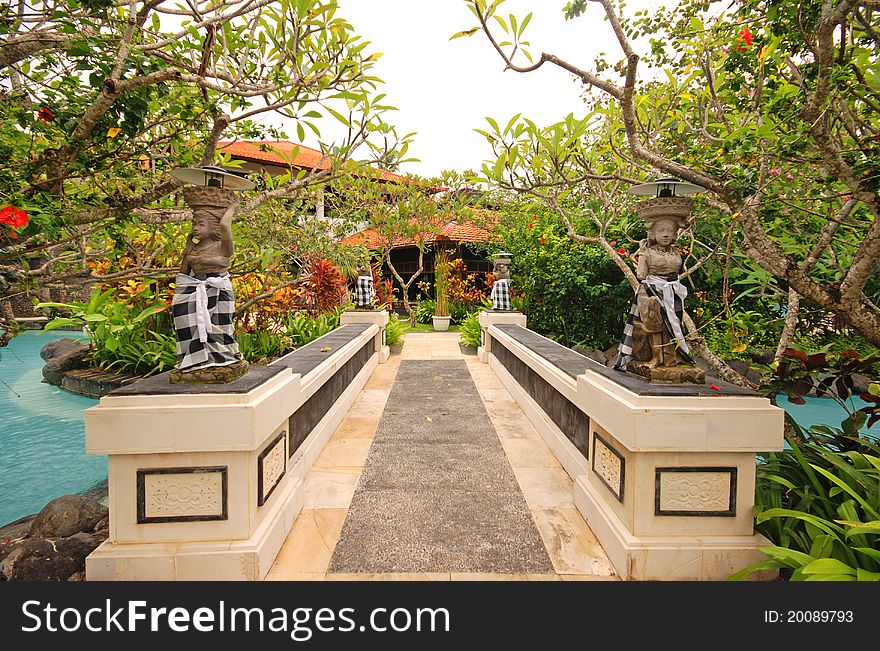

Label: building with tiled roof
[342,211,498,306]
[217,140,404,183]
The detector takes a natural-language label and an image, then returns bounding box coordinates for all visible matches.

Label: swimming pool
[777,393,880,438]
[0,330,104,526]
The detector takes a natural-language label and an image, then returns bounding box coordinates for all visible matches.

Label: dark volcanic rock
[29,495,107,539]
[40,338,83,362]
[0,515,35,543]
[41,340,90,386]
[0,532,106,581]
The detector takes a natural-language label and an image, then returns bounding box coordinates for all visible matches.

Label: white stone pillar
[477,310,527,363]
[340,309,391,363]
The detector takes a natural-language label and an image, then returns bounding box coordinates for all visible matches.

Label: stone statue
[354,267,375,309]
[170,185,247,383]
[178,187,236,276]
[613,197,703,382]
[491,254,512,311]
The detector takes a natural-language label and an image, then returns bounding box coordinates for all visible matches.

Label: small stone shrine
[490,251,513,311]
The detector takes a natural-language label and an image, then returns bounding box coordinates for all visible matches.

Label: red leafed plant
[296,258,348,317]
[371,262,397,310]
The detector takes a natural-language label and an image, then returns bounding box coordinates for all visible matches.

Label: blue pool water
[776,394,880,438]
[0,330,103,526]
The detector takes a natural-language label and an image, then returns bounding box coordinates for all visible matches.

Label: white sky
[301,0,660,178]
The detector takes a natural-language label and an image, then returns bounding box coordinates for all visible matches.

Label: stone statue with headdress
[168,167,252,383]
[613,192,704,383]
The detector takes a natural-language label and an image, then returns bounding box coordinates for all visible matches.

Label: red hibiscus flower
[540,236,545,244]
[618,247,626,255]
[528,223,533,229]
[739,28,753,47]
[37,107,55,123]
[0,205,29,229]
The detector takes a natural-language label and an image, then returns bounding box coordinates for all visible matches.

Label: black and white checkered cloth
[491,279,511,310]
[172,273,242,372]
[354,275,375,308]
[613,276,694,370]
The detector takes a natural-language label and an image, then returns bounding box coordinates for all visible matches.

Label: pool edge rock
[0,494,108,581]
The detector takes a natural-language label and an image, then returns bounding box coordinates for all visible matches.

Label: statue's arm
[218,201,238,258]
[636,239,649,281]
[179,238,194,274]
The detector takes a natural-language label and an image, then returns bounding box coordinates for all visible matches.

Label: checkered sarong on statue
[491,279,511,311]
[354,275,375,308]
[172,273,242,372]
[613,275,694,370]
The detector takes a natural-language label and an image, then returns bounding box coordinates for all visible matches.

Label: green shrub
[459,311,482,349]
[729,423,880,581]
[38,286,176,376]
[415,299,435,324]
[237,331,288,363]
[450,302,469,325]
[385,313,406,347]
[282,307,342,347]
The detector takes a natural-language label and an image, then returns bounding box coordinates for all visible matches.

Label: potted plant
[432,248,452,331]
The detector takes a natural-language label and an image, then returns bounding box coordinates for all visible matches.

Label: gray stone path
[328,359,554,573]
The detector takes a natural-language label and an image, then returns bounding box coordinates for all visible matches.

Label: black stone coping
[109,323,370,396]
[271,323,370,377]
[494,323,757,397]
[109,364,286,396]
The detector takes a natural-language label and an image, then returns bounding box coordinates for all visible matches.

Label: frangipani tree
[0,0,409,321]
[457,0,880,384]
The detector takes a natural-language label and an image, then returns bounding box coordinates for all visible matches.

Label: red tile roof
[341,212,496,249]
[217,140,404,183]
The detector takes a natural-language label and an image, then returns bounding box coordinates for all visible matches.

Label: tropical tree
[333,173,447,318]
[0,0,410,329]
[457,0,880,383]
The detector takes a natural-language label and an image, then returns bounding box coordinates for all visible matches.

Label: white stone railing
[85,310,389,581]
[478,311,784,581]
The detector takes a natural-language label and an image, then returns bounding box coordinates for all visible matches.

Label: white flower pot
[432,315,451,331]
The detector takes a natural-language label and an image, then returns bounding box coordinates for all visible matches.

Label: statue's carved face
[191,215,213,242]
[651,218,678,247]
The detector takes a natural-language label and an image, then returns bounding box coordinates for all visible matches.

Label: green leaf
[811,464,880,520]
[518,12,532,37]
[449,27,480,40]
[42,318,83,332]
[856,568,880,581]
[800,558,857,576]
[853,547,880,564]
[725,559,782,581]
[757,545,815,569]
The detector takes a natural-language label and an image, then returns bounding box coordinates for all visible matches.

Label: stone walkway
[266,332,617,581]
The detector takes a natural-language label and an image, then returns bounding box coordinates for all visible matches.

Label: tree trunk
[385,249,424,317]
[775,288,800,361]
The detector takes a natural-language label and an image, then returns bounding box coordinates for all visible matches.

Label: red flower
[618,247,626,255]
[709,383,721,391]
[0,205,28,228]
[540,237,545,244]
[37,107,55,123]
[528,223,533,229]
[739,28,752,47]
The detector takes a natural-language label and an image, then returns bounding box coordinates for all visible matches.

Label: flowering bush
[0,205,28,238]
[233,271,301,333]
[446,258,489,312]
